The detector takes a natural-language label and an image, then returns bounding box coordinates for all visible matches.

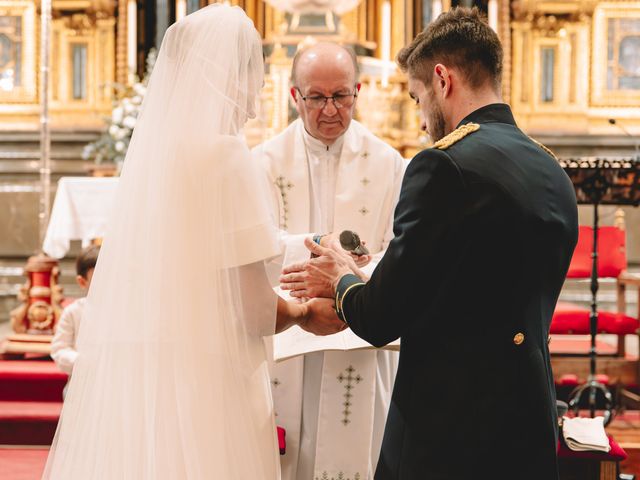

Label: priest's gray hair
[290,43,360,87]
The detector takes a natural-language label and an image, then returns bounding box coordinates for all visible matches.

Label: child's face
[76,268,94,291]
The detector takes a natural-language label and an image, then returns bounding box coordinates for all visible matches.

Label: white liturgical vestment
[253,119,406,480]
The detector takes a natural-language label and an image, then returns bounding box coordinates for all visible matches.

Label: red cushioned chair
[557,434,627,480]
[551,219,640,358]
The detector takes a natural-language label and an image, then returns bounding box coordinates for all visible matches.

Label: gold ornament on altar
[3,255,64,356]
[264,0,363,14]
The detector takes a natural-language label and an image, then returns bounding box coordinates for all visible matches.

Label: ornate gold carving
[29,286,52,297]
[9,255,63,337]
[432,123,480,150]
[0,0,115,126]
[591,2,640,107]
[499,0,512,101]
[115,0,127,85]
[0,1,37,104]
[27,300,55,331]
[62,13,95,34]
[512,0,598,19]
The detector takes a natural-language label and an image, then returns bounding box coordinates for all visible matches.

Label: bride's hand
[298,298,347,336]
[281,261,334,299]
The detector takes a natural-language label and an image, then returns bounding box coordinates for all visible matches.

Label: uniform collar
[457,103,516,128]
[302,125,345,156]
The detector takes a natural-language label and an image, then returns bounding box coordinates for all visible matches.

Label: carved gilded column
[155,0,169,47]
[116,0,128,84]
[390,0,406,57]
[499,0,511,102]
[243,0,266,36]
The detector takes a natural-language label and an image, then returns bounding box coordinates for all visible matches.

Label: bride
[43,5,335,479]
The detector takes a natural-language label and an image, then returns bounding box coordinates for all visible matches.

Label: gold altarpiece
[511,0,640,134]
[0,0,115,129]
[232,0,514,157]
[0,1,638,139]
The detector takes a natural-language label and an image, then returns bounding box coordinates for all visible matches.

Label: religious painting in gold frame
[591,2,640,107]
[0,1,36,104]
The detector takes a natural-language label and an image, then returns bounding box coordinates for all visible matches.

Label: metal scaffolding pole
[38,0,52,251]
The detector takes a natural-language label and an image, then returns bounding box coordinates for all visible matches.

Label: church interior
[0,0,640,478]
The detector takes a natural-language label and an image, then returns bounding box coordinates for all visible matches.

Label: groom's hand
[298,297,347,336]
[305,237,365,293]
[320,232,372,268]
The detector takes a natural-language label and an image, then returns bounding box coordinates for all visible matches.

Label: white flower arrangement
[82,49,157,170]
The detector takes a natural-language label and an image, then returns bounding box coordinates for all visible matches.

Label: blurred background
[0,0,638,337]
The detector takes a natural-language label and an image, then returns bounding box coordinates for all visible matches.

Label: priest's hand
[298,297,347,336]
[281,238,367,298]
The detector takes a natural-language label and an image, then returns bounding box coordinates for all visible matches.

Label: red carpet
[0,361,67,402]
[0,360,66,445]
[0,447,49,480]
[0,401,62,445]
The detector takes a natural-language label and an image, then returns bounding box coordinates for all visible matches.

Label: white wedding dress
[43,5,282,479]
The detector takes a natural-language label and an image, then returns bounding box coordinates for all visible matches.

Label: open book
[274,324,400,361]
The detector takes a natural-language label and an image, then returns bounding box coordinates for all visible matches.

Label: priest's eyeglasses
[294,87,358,110]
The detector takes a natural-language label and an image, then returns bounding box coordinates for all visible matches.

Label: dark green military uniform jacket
[335,103,578,480]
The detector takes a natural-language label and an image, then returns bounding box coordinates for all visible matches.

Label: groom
[296,7,578,480]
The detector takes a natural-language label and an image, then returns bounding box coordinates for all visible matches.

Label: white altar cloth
[43,177,119,258]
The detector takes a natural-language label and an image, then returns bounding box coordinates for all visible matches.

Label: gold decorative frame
[0,1,37,104]
[591,2,640,107]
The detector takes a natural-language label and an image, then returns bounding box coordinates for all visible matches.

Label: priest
[252,42,406,480]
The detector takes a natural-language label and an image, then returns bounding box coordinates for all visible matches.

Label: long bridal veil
[43,5,282,479]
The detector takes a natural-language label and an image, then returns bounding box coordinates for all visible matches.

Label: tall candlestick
[381,0,391,87]
[127,0,137,83]
[39,0,52,250]
[432,0,442,22]
[488,0,498,32]
[176,0,187,21]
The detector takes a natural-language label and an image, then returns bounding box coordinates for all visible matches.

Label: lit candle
[176,0,186,21]
[488,0,498,32]
[432,0,442,22]
[381,0,391,87]
[127,0,137,84]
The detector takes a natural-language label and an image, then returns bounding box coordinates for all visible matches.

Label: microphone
[339,230,370,256]
[609,118,639,161]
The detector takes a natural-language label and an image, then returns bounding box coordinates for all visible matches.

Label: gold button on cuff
[513,333,525,345]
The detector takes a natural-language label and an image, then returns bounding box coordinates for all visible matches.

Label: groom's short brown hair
[397,7,503,91]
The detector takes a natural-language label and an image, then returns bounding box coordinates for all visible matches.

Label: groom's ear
[290,87,298,102]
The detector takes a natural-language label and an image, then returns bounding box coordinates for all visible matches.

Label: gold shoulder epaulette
[529,137,558,160]
[432,123,480,150]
